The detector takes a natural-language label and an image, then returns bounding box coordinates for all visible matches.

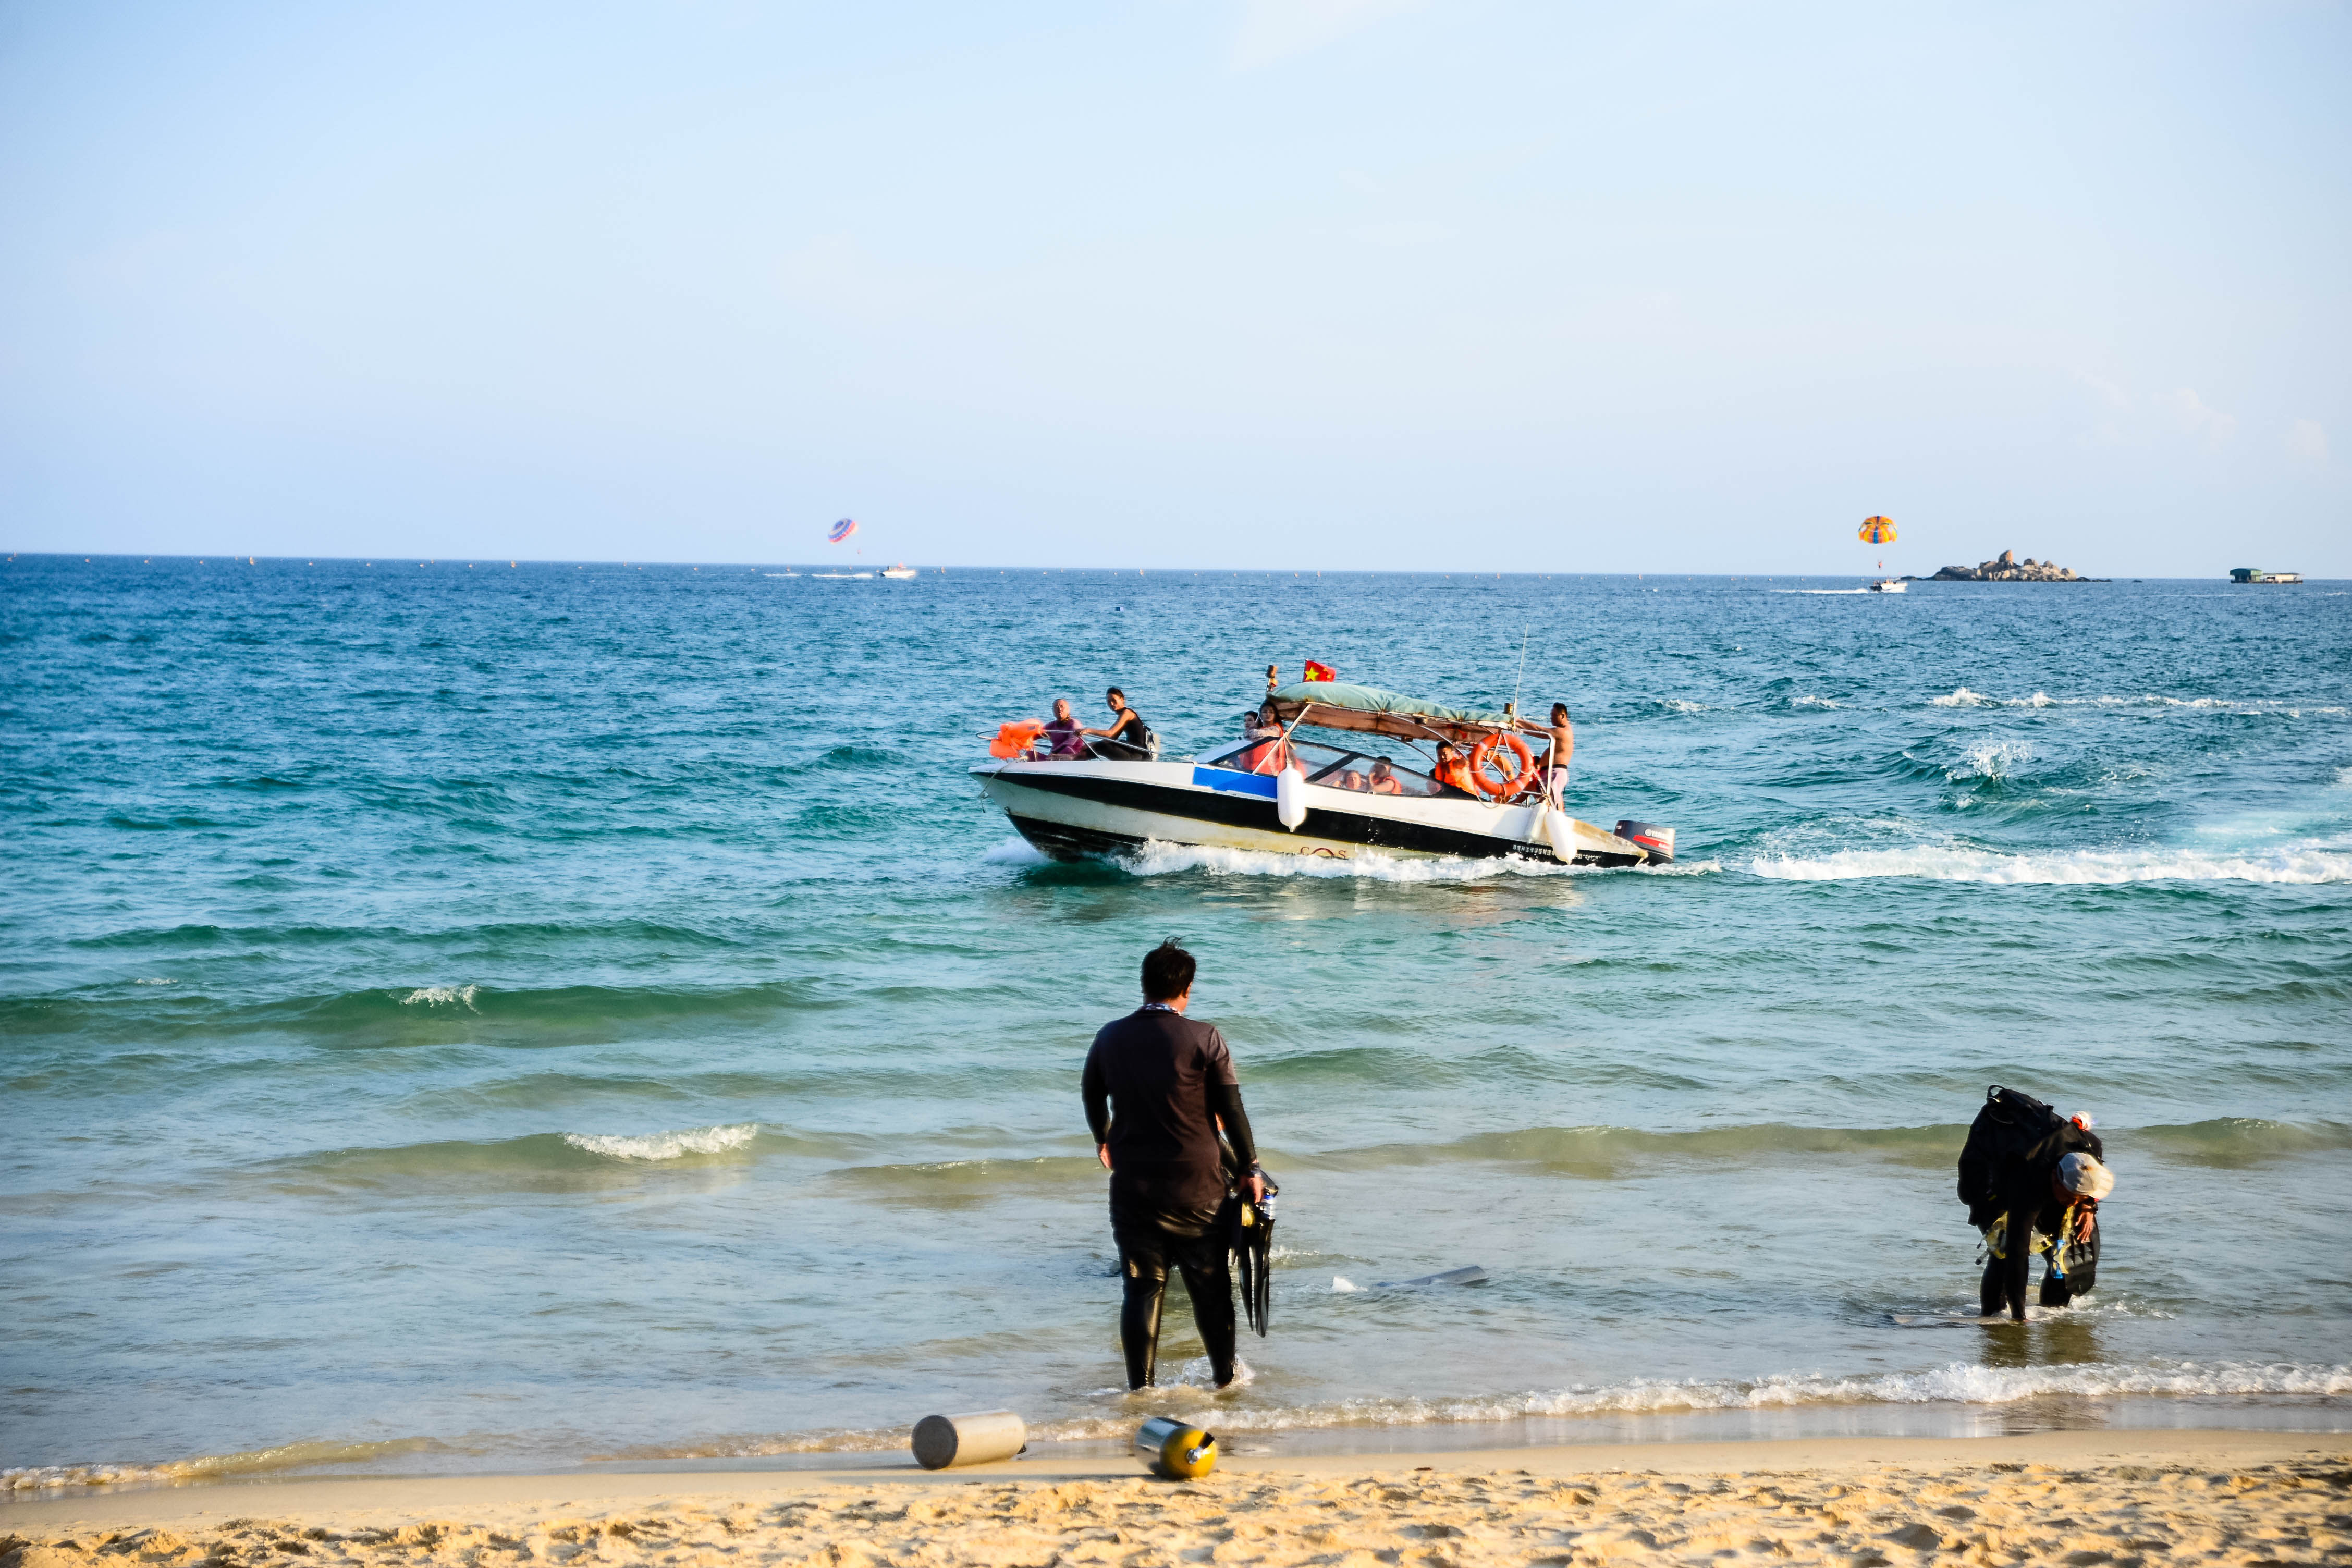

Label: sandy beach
[8,1430,2344,1568]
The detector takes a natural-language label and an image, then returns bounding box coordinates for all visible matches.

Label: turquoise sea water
[3,557,2348,1490]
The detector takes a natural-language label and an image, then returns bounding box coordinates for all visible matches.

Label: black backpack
[1956,1085,2102,1229]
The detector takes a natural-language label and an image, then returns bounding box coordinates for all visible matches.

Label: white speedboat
[1869,578,1907,592]
[882,564,920,579]
[973,681,1674,867]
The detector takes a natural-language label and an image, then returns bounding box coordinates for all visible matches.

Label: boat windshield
[1199,737,1465,799]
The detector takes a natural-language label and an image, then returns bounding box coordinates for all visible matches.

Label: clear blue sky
[3,2,2345,574]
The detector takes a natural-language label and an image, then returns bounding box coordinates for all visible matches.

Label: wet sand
[7,1430,2345,1567]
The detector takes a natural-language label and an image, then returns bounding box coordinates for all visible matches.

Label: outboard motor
[1615,820,1675,863]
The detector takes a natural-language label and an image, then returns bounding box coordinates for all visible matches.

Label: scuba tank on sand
[1135,1416,1217,1479]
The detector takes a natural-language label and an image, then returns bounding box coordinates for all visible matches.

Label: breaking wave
[1750,842,2352,885]
[1948,740,2036,781]
[561,1123,760,1161]
[400,984,479,1009]
[1929,688,2347,717]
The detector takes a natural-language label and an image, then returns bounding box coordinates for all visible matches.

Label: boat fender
[1615,820,1674,862]
[911,1410,1027,1470]
[1542,807,1576,864]
[1135,1416,1217,1479]
[1276,765,1306,830]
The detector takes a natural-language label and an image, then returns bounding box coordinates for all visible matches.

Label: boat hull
[974,760,1650,866]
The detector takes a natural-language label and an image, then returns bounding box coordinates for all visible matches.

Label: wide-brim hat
[2057,1152,2115,1200]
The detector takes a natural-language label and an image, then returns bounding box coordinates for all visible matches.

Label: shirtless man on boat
[1538,703,1575,806]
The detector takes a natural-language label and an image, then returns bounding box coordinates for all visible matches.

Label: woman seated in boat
[1083,688,1153,761]
[1367,758,1405,796]
[1233,706,1294,776]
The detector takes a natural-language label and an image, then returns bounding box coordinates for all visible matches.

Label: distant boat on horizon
[881,564,918,579]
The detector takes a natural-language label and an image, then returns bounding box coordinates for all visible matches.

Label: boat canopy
[1265,682,1529,746]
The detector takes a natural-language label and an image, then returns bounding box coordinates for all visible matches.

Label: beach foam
[570,1358,2352,1461]
[561,1124,760,1161]
[400,984,479,1009]
[1044,1358,2352,1439]
[1,1437,443,1491]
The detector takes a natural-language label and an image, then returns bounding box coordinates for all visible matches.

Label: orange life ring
[1467,732,1538,798]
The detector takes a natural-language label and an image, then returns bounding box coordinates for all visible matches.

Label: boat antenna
[1509,624,1529,727]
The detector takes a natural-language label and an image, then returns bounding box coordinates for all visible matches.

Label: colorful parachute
[1858,516,1896,544]
[827,518,859,543]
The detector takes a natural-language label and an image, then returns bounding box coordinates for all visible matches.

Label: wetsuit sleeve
[1211,1081,1257,1168]
[1082,1038,1111,1144]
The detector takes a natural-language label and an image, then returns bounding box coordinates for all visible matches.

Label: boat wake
[1111,842,1723,881]
[1121,842,1587,881]
[1750,841,2352,885]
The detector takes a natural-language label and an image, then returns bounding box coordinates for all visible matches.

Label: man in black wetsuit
[1082,939,1266,1389]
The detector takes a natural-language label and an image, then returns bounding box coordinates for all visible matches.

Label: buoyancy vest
[1957,1085,2102,1231]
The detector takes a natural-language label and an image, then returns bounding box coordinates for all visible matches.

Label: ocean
[3,556,2347,1491]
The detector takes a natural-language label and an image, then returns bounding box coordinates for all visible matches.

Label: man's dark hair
[1141,938,1196,1001]
[1551,703,1570,720]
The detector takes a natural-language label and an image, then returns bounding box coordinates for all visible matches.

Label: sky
[1,1,2346,575]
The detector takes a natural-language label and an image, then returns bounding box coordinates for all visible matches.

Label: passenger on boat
[1233,707,1294,776]
[1083,688,1153,761]
[1540,703,1575,805]
[1434,742,1474,795]
[1042,698,1085,760]
[1367,758,1405,796]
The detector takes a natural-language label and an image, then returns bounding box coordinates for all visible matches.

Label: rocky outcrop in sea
[1931,550,2097,582]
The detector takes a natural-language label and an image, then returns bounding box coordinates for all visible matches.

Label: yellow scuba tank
[1134,1416,1217,1479]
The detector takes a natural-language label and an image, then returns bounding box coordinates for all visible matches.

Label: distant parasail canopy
[1858,516,1896,544]
[827,518,859,543]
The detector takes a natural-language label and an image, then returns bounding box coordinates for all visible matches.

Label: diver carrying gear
[1227,1163,1279,1337]
[1084,940,1266,1389]
[1957,1085,2109,1320]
